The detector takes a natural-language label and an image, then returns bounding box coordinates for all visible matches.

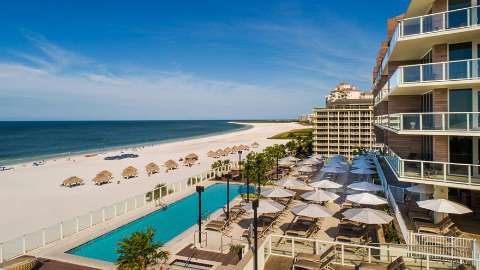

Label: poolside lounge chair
[356,256,405,270]
[3,257,40,270]
[293,255,334,270]
[205,220,229,232]
[455,264,475,270]
[415,217,455,234]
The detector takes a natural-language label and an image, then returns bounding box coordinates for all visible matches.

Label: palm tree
[117,227,169,270]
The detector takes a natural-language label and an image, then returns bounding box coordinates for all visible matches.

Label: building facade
[313,83,380,160]
[372,0,480,220]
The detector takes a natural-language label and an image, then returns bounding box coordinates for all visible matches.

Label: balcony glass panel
[403,66,421,83]
[422,13,444,33]
[448,164,469,182]
[421,113,444,130]
[447,8,469,29]
[402,115,420,130]
[449,114,468,129]
[403,160,421,178]
[423,162,445,180]
[402,17,421,36]
[448,60,469,79]
[423,63,444,81]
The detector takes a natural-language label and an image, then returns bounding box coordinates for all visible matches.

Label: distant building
[298,113,314,123]
[313,83,381,159]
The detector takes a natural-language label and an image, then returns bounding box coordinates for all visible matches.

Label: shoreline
[1,122,253,167]
[0,122,301,241]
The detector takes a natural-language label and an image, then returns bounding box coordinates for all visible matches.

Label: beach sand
[0,122,302,241]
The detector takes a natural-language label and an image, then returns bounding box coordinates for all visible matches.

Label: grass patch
[269,128,313,139]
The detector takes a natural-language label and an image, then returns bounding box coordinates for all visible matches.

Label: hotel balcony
[375,5,480,83]
[375,58,480,105]
[383,147,480,191]
[375,112,480,136]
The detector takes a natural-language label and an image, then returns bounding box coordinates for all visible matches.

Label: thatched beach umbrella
[122,166,138,179]
[215,149,224,157]
[92,171,112,185]
[62,176,84,187]
[251,142,259,148]
[165,159,178,171]
[232,145,239,152]
[207,150,215,157]
[145,162,160,176]
[185,153,199,161]
[224,147,232,155]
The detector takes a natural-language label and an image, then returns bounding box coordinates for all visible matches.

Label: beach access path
[0,122,301,241]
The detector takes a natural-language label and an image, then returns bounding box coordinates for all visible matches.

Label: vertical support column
[22,235,26,254]
[433,186,449,224]
[0,243,3,264]
[75,217,79,233]
[90,213,93,227]
[102,208,106,222]
[60,222,64,239]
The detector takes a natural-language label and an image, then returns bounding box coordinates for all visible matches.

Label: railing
[400,5,480,37]
[409,232,476,259]
[383,146,480,186]
[374,5,480,86]
[375,112,480,133]
[260,234,480,270]
[373,156,410,243]
[0,163,235,263]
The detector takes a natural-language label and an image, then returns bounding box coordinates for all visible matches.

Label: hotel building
[372,0,480,221]
[313,83,380,160]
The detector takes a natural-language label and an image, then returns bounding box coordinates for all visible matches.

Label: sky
[0,1,409,120]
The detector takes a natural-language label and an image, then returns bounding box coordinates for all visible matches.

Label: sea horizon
[0,120,259,166]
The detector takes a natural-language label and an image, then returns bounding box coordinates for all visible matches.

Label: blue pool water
[68,183,247,262]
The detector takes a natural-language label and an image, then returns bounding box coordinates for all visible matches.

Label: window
[449,42,472,79]
[448,0,470,29]
[449,89,472,129]
[449,136,472,175]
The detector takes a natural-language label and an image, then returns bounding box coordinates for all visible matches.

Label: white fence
[409,232,477,259]
[257,234,480,270]
[0,163,236,263]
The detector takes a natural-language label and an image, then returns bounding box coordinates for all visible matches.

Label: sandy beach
[0,122,301,241]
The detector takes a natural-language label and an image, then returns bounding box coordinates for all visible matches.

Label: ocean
[0,121,249,165]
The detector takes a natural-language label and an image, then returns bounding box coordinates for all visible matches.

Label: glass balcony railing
[373,5,479,86]
[383,146,480,186]
[374,59,480,106]
[401,5,479,37]
[375,112,480,132]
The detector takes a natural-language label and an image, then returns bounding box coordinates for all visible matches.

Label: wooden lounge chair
[415,217,454,234]
[293,255,334,270]
[356,256,405,270]
[3,257,40,270]
[205,220,229,232]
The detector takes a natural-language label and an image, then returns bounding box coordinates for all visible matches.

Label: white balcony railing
[375,5,480,85]
[375,112,480,133]
[383,146,480,187]
[374,59,480,105]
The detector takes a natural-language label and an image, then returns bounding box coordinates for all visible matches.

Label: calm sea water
[0,121,249,165]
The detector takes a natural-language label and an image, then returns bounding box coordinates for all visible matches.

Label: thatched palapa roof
[63,176,84,187]
[145,162,160,176]
[185,153,199,161]
[207,150,215,157]
[122,166,138,179]
[165,159,178,170]
[224,147,232,154]
[251,142,259,148]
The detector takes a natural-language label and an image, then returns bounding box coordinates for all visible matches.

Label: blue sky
[0,1,408,120]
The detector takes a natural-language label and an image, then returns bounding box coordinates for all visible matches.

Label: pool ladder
[184,247,197,268]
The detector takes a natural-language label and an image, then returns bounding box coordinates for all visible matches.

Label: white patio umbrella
[298,165,316,173]
[310,154,323,161]
[243,199,285,215]
[321,166,347,174]
[343,208,393,225]
[276,177,306,188]
[346,192,388,205]
[348,181,383,192]
[280,156,300,164]
[261,188,295,198]
[417,199,472,214]
[406,184,434,194]
[350,167,376,175]
[309,179,343,189]
[299,158,321,166]
[291,203,335,218]
[300,189,339,202]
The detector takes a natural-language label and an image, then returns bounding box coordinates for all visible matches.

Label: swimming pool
[68,183,246,262]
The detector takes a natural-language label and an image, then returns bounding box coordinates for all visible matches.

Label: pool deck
[28,181,223,270]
